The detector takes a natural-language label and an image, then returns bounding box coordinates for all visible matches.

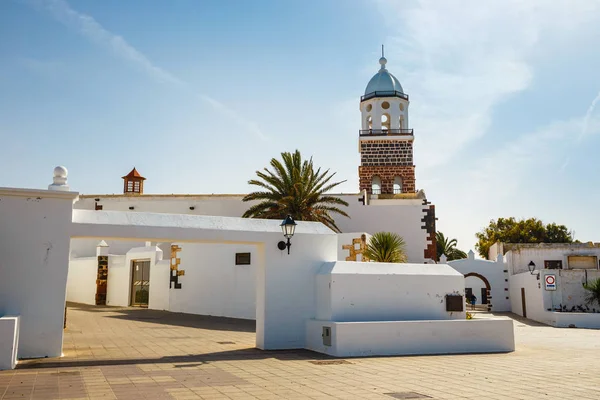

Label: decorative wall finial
[48,166,70,191]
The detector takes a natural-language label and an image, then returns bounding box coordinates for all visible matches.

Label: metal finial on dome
[379,45,387,70]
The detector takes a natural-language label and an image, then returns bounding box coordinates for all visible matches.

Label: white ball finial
[48,165,70,191]
[379,56,387,69]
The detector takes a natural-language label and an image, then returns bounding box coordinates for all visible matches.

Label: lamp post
[278,215,297,255]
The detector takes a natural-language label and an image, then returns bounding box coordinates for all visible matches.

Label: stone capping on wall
[0,187,79,200]
[421,199,437,261]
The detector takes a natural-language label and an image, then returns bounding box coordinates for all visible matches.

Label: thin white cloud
[580,91,600,142]
[376,0,600,171]
[24,0,267,141]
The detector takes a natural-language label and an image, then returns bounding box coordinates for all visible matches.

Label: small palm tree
[363,232,408,263]
[242,150,349,232]
[436,231,467,261]
[583,278,600,307]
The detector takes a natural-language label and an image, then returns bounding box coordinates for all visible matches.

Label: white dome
[53,166,68,178]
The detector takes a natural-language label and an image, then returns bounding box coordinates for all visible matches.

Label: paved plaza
[1,304,600,400]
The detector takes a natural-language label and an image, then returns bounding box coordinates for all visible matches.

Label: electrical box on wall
[322,326,331,346]
[445,294,464,312]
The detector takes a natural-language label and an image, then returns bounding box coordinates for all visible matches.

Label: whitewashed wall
[70,210,337,350]
[0,188,78,358]
[66,257,97,305]
[448,253,511,312]
[106,255,127,306]
[168,243,258,320]
[317,262,465,322]
[75,194,430,263]
[506,244,600,275]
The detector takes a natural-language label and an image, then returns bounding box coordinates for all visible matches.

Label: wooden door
[521,288,527,318]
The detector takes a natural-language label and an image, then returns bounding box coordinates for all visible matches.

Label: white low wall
[306,318,515,357]
[552,312,600,329]
[0,316,20,370]
[66,257,97,305]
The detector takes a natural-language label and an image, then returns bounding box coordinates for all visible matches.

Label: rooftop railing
[359,129,414,136]
[361,90,409,102]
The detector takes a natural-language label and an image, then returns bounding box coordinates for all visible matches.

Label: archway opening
[464,272,492,311]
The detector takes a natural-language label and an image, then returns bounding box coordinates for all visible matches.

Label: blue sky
[2,0,600,252]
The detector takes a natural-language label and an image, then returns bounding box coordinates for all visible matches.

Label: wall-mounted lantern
[528,261,540,280]
[277,215,297,254]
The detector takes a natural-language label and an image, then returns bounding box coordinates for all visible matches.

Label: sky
[2,0,600,253]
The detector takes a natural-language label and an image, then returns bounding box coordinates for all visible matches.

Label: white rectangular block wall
[306,318,515,357]
[0,188,78,359]
[0,316,20,370]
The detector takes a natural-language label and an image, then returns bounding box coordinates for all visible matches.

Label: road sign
[545,274,556,291]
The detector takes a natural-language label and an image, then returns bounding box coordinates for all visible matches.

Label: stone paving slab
[1,304,600,399]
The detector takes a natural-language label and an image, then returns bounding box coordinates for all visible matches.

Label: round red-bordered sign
[545,275,555,285]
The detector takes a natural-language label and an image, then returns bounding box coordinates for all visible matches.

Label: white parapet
[306,318,515,357]
[0,316,20,370]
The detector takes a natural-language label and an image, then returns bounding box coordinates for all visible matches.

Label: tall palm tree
[436,231,468,261]
[583,278,600,308]
[363,232,408,263]
[242,150,349,232]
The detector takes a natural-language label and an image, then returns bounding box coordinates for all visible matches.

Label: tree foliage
[475,217,573,259]
[242,150,349,232]
[436,231,467,261]
[363,232,408,263]
[583,278,600,308]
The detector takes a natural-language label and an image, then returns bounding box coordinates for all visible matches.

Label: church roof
[364,57,404,97]
[122,167,146,180]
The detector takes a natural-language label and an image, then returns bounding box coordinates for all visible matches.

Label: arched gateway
[464,272,492,311]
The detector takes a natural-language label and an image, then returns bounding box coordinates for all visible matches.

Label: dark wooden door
[521,288,527,318]
[481,288,488,304]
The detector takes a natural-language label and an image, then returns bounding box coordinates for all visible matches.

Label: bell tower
[358,48,415,195]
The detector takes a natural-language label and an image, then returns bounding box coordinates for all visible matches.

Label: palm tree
[242,150,349,232]
[583,278,600,307]
[363,232,408,263]
[436,231,467,261]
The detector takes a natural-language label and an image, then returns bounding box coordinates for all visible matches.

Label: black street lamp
[278,215,297,254]
[528,261,536,274]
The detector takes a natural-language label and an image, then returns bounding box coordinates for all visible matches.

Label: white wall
[66,257,97,305]
[70,210,337,350]
[0,188,78,358]
[149,260,170,311]
[448,253,511,312]
[76,194,430,263]
[507,244,600,275]
[509,272,554,325]
[106,255,128,306]
[0,316,19,370]
[306,318,514,357]
[317,262,465,322]
[168,243,258,320]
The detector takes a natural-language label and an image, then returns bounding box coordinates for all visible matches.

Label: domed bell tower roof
[362,46,407,102]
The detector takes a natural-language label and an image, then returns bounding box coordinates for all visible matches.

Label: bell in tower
[358,47,416,196]
[122,167,146,195]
